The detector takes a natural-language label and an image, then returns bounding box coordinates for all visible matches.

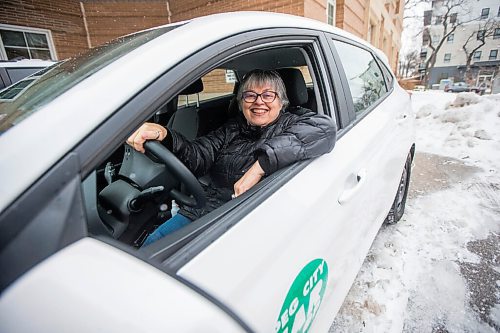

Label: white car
[0,12,414,333]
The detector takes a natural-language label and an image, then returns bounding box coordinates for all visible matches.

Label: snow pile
[330,91,500,333]
[413,91,500,173]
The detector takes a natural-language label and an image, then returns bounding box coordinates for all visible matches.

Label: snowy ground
[329,91,500,332]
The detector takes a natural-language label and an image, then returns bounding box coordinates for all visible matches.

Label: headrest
[180,78,203,95]
[276,68,308,106]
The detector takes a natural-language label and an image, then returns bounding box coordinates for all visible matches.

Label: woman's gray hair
[237,69,289,111]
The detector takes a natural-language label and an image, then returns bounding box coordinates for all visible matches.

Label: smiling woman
[239,69,289,127]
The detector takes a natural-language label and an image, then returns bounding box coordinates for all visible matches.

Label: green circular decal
[275,259,328,333]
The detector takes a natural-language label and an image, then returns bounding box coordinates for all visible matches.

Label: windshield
[0,24,182,134]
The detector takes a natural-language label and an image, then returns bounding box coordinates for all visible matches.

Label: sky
[329,90,500,332]
[400,1,430,57]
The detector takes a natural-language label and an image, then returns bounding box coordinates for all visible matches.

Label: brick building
[0,0,403,71]
[335,0,403,73]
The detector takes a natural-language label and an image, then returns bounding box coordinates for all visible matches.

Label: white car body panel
[0,238,245,333]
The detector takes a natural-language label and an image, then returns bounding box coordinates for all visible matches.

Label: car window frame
[317,32,351,131]
[73,28,337,267]
[376,57,395,89]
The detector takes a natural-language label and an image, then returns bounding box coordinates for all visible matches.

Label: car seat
[167,78,204,139]
[275,67,312,115]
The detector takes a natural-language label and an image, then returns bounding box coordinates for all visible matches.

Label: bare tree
[461,19,500,81]
[403,0,430,20]
[399,50,420,78]
[398,0,430,79]
[420,0,476,86]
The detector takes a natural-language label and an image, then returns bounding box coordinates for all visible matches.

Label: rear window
[0,24,183,134]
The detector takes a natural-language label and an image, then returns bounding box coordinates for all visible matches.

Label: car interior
[84,45,326,254]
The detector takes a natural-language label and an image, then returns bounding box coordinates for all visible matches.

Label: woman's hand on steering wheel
[127,122,167,153]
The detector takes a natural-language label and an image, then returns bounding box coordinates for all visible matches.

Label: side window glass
[378,59,394,87]
[178,69,236,107]
[333,40,388,114]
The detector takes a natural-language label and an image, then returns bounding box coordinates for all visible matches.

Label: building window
[0,24,56,61]
[424,10,432,25]
[477,30,485,40]
[368,23,376,45]
[435,16,443,24]
[481,8,489,19]
[490,50,498,60]
[444,53,451,63]
[432,34,441,45]
[473,51,482,61]
[494,28,500,39]
[449,13,457,24]
[447,33,454,42]
[327,0,336,26]
[422,29,430,45]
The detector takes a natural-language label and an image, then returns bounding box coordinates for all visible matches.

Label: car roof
[0,11,382,213]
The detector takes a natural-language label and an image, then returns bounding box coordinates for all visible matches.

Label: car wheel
[385,153,412,224]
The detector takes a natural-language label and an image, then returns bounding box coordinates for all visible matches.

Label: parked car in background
[444,81,485,94]
[0,59,55,90]
[0,12,415,333]
[439,78,453,90]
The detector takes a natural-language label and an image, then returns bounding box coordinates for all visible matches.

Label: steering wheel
[144,141,206,208]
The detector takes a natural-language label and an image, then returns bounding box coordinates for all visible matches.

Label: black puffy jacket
[164,109,336,219]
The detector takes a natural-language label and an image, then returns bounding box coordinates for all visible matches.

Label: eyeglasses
[242,91,278,103]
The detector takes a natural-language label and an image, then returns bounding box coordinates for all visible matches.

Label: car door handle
[338,169,367,205]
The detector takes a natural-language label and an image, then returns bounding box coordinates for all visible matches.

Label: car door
[163,31,382,333]
[325,36,414,261]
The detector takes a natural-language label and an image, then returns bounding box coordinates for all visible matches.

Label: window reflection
[333,40,387,114]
